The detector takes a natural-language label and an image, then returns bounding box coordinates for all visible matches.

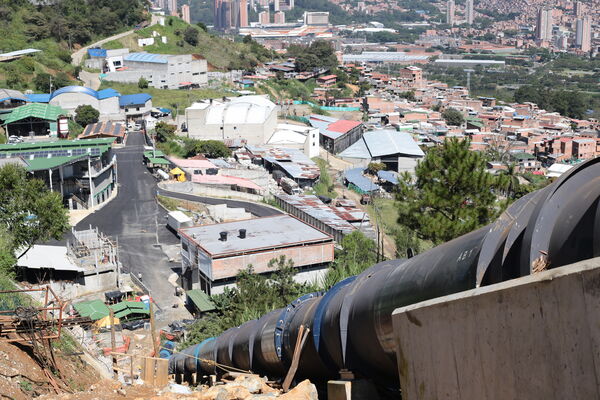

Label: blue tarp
[158,107,171,114]
[377,170,399,185]
[88,48,107,58]
[344,168,380,193]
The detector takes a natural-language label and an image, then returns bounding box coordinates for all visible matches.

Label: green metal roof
[144,150,166,158]
[74,300,110,321]
[109,301,150,319]
[186,289,216,313]
[0,138,115,152]
[25,155,89,171]
[1,103,67,125]
[511,152,535,160]
[147,157,170,165]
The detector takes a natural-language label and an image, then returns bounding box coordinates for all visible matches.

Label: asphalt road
[72,132,280,309]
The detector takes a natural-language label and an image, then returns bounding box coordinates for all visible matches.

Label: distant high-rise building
[239,0,248,27]
[536,8,553,41]
[168,0,178,15]
[273,0,280,11]
[574,1,585,17]
[466,0,473,25]
[304,11,329,26]
[274,10,285,24]
[576,16,592,52]
[157,0,166,10]
[181,4,191,23]
[259,10,270,24]
[446,0,455,25]
[277,0,294,11]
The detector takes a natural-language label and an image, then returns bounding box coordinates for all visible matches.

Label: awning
[170,167,185,175]
[186,289,216,312]
[74,300,110,321]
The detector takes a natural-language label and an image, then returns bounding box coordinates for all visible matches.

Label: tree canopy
[395,138,501,244]
[74,105,99,127]
[321,231,377,288]
[514,85,587,119]
[0,164,69,259]
[442,107,465,126]
[290,40,339,72]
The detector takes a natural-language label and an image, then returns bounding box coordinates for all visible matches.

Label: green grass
[312,158,338,199]
[98,81,233,114]
[106,16,275,70]
[157,195,180,211]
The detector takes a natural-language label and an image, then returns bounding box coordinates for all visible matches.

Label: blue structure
[343,168,381,193]
[119,93,152,107]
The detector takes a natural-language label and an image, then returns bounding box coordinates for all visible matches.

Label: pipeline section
[170,158,600,386]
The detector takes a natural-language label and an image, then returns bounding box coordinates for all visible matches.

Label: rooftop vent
[239,229,246,239]
[219,231,228,241]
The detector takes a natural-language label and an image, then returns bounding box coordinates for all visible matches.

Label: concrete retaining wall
[391,257,600,400]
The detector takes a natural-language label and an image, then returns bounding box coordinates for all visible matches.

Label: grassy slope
[98,81,233,114]
[103,16,271,70]
[0,8,77,89]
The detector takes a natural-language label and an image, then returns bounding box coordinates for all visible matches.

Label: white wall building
[103,52,208,89]
[267,123,320,158]
[185,95,278,146]
[48,86,122,121]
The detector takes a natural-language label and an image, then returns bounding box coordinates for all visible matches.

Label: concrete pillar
[327,380,380,400]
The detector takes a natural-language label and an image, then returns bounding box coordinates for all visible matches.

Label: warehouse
[48,86,122,120]
[0,138,117,208]
[309,115,364,154]
[178,215,334,294]
[185,95,278,146]
[339,129,424,173]
[1,103,68,137]
[102,52,208,89]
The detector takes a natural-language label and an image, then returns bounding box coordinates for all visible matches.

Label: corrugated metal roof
[49,86,120,101]
[180,214,332,257]
[0,138,115,151]
[364,130,424,157]
[125,52,169,64]
[0,48,41,58]
[377,170,399,184]
[2,103,67,125]
[0,88,26,102]
[119,93,152,107]
[74,300,110,321]
[186,289,216,312]
[261,147,320,180]
[80,121,125,139]
[25,93,51,103]
[87,48,107,58]
[344,168,381,193]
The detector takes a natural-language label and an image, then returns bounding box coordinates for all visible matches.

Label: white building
[48,86,122,121]
[103,52,208,90]
[185,95,278,146]
[267,123,320,158]
[536,8,553,41]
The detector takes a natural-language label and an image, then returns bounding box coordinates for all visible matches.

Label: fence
[130,272,151,296]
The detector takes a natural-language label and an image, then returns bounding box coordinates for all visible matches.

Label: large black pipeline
[170,158,600,387]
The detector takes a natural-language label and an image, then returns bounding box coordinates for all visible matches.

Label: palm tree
[497,163,520,199]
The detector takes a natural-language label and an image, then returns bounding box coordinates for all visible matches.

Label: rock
[278,380,318,400]
[225,384,253,399]
[196,386,230,400]
[260,383,280,395]
[167,383,193,395]
[233,374,266,394]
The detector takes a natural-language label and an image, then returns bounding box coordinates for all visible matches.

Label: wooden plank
[142,357,155,385]
[155,359,169,387]
[109,309,117,379]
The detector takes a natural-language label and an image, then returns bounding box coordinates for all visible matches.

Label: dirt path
[71,29,136,66]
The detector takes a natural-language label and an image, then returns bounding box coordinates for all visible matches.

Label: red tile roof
[327,120,362,133]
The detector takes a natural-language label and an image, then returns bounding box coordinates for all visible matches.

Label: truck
[280,177,302,195]
[167,211,193,234]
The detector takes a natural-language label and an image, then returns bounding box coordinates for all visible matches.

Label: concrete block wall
[391,257,600,400]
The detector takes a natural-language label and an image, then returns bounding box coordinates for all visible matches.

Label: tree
[74,105,99,127]
[0,164,69,260]
[442,107,465,126]
[396,138,500,244]
[367,162,386,175]
[183,26,199,46]
[138,77,149,89]
[155,121,177,143]
[321,231,377,288]
[199,140,232,158]
[496,163,521,200]
[33,72,70,93]
[196,22,207,32]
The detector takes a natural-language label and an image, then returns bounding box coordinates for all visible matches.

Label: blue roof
[125,52,169,64]
[344,168,380,193]
[158,107,171,114]
[49,86,120,101]
[119,93,152,107]
[25,94,51,103]
[377,170,399,185]
[88,48,107,58]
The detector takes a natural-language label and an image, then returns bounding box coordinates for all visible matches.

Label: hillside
[0,0,146,91]
[103,16,275,70]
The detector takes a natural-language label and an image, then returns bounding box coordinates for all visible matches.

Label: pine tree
[396,138,500,244]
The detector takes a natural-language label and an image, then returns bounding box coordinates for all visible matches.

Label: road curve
[157,189,282,218]
[71,29,136,66]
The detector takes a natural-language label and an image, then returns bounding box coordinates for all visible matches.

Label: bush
[74,105,99,127]
[441,107,465,126]
[138,77,149,89]
[184,27,199,46]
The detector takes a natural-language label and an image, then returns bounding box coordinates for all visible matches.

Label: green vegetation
[396,138,501,244]
[74,105,99,127]
[181,256,317,347]
[288,40,338,72]
[0,0,145,90]
[442,107,465,126]
[154,121,231,159]
[312,158,337,199]
[98,81,232,113]
[156,195,180,211]
[138,77,149,89]
[321,231,377,288]
[110,16,274,70]
[514,85,587,119]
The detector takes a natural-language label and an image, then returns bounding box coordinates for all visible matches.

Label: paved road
[71,29,135,66]
[79,70,101,91]
[75,132,178,309]
[72,132,281,309]
[157,189,282,218]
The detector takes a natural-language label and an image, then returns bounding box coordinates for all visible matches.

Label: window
[192,72,199,76]
[136,107,140,111]
[182,241,188,252]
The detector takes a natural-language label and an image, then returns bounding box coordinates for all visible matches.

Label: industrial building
[309,115,364,154]
[185,95,278,145]
[247,146,321,187]
[103,52,208,90]
[178,215,334,294]
[434,59,506,68]
[339,129,425,173]
[48,86,122,120]
[0,138,118,209]
[1,103,68,137]
[342,51,430,64]
[266,123,320,158]
[119,93,153,121]
[0,88,27,115]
